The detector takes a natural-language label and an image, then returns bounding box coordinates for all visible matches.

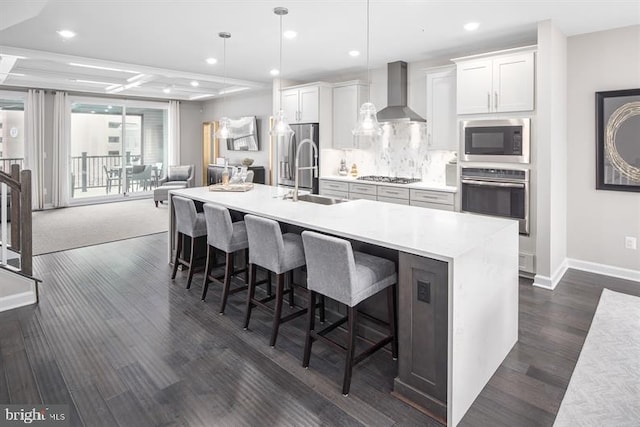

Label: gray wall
[202,89,272,183]
[567,25,640,272]
[178,101,205,185]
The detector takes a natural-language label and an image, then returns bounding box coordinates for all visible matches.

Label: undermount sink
[297,193,349,205]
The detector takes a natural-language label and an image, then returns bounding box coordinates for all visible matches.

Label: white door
[332,85,358,149]
[493,53,535,113]
[298,86,319,123]
[456,59,492,114]
[281,89,300,123]
[426,68,457,150]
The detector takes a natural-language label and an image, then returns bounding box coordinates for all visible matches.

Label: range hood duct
[376,61,426,123]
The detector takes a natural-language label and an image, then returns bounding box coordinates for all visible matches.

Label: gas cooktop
[357,175,421,184]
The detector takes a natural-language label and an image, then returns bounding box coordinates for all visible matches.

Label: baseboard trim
[567,258,640,284]
[0,291,37,312]
[533,259,569,290]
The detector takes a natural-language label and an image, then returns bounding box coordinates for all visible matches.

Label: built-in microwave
[461,118,530,163]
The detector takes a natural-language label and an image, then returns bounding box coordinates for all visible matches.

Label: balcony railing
[0,158,25,174]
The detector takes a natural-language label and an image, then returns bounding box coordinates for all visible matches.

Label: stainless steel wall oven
[461,167,529,235]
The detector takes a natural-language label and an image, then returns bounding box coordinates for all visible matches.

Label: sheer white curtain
[52,91,70,208]
[168,100,181,166]
[25,89,45,209]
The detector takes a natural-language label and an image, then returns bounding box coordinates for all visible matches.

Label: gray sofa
[153,165,195,207]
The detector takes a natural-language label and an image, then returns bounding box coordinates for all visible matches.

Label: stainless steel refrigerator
[277,123,319,193]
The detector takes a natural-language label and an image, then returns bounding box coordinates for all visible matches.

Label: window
[0,93,26,173]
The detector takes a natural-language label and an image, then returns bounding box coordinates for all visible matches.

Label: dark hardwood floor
[1,233,638,426]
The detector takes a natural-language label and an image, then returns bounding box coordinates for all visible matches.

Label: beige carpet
[32,198,169,255]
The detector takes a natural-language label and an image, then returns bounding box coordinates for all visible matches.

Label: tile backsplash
[322,122,457,184]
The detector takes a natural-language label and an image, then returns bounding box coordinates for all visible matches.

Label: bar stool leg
[219,252,234,314]
[288,270,295,308]
[319,295,326,323]
[269,273,286,347]
[243,248,249,284]
[267,272,272,296]
[270,273,286,347]
[171,232,183,279]
[302,291,317,368]
[388,284,398,359]
[186,237,197,289]
[201,245,214,300]
[243,264,257,330]
[342,306,358,396]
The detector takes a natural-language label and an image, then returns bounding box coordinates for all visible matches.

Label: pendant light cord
[223,35,227,116]
[366,0,371,100]
[279,12,283,111]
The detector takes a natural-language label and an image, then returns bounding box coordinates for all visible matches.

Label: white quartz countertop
[172,184,515,260]
[320,175,458,193]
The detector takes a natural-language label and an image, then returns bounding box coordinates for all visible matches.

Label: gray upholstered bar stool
[243,214,309,347]
[201,203,251,313]
[171,195,207,289]
[301,230,398,396]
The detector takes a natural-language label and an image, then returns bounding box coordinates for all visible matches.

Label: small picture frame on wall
[596,88,640,192]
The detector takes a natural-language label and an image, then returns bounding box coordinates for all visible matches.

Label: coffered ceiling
[0,0,638,100]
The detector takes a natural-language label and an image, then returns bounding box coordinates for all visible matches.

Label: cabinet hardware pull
[495,92,498,109]
[487,92,491,110]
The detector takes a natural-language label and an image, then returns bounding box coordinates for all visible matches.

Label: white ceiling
[0,0,638,100]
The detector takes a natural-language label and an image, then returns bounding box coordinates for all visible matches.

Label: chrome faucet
[293,138,319,202]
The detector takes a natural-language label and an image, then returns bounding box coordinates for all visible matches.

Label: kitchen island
[169,184,518,426]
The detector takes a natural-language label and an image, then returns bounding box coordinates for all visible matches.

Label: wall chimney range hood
[376,61,426,123]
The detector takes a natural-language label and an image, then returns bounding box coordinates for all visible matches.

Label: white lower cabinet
[348,182,377,200]
[377,196,410,205]
[319,179,456,210]
[319,180,349,199]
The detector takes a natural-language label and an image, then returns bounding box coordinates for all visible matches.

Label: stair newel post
[19,170,32,277]
[10,164,21,251]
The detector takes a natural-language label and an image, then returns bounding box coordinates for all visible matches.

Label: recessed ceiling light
[464,22,480,31]
[107,105,112,109]
[206,57,218,65]
[190,81,199,87]
[349,50,360,57]
[90,110,96,114]
[283,30,297,39]
[270,69,280,76]
[163,87,171,94]
[57,29,76,39]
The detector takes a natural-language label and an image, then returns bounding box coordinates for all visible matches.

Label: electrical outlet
[625,236,637,250]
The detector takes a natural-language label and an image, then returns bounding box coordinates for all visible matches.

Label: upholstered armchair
[153,165,196,207]
[158,165,195,188]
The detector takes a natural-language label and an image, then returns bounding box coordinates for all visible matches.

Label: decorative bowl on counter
[242,158,254,166]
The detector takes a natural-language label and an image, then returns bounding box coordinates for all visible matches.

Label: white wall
[567,25,640,273]
[534,21,568,288]
[202,89,273,183]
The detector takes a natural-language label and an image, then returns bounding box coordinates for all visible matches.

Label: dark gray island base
[169,184,519,426]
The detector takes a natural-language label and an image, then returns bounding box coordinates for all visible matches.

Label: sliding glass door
[69,97,168,203]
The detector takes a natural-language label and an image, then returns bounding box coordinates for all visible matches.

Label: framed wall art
[596,88,640,192]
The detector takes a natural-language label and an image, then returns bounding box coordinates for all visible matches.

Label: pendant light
[216,32,232,139]
[352,0,382,138]
[269,7,294,137]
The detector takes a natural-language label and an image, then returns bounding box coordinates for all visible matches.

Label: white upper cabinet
[425,66,457,150]
[332,81,367,149]
[454,48,535,114]
[282,85,319,123]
